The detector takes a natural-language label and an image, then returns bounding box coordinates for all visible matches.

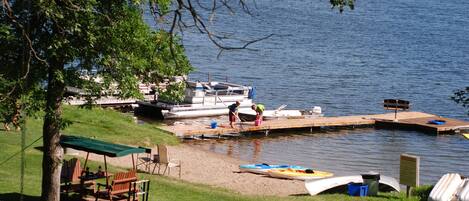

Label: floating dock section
[159,111,469,137]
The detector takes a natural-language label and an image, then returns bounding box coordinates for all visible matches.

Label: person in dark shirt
[228,101,241,128]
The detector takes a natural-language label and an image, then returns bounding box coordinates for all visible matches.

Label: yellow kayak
[463,133,469,140]
[267,168,334,180]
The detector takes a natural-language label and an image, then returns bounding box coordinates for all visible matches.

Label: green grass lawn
[0,106,429,201]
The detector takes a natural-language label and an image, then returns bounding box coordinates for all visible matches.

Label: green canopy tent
[60,135,146,187]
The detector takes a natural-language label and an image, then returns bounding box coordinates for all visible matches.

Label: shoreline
[79,144,307,196]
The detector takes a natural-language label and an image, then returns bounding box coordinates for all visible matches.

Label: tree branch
[2,0,48,66]
[151,0,273,59]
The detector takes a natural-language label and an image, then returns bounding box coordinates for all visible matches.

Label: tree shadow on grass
[290,193,310,196]
[0,192,88,201]
[0,193,40,201]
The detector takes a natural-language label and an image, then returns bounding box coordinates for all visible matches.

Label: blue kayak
[239,163,309,174]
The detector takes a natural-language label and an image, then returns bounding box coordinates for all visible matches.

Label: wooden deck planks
[158,111,469,137]
[376,116,469,134]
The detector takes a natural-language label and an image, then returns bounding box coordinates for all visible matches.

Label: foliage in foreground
[411,185,434,201]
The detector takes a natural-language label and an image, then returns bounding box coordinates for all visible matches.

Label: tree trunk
[41,60,65,201]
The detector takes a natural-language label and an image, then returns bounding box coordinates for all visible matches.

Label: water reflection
[253,139,262,161]
[227,141,234,156]
[187,129,469,185]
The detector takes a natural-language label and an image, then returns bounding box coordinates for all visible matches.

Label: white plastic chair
[151,145,181,178]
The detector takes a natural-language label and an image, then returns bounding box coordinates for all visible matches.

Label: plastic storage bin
[428,119,446,125]
[348,183,368,197]
[254,119,262,126]
[210,121,217,129]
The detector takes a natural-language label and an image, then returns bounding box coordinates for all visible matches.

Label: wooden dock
[159,111,469,137]
[375,116,469,134]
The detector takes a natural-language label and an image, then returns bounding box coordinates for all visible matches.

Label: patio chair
[95,170,138,201]
[128,180,151,201]
[136,147,155,172]
[61,158,80,183]
[151,145,181,178]
[60,158,95,193]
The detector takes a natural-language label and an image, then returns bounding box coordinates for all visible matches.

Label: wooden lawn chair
[151,145,181,178]
[60,158,95,193]
[95,170,138,201]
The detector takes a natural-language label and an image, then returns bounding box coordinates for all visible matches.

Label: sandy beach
[79,144,307,196]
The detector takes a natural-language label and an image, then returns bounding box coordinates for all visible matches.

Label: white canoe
[457,179,469,201]
[429,173,463,201]
[304,175,400,196]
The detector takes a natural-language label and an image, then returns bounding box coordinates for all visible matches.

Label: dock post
[264,130,269,136]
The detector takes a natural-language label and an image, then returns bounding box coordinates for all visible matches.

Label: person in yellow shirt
[251,103,265,123]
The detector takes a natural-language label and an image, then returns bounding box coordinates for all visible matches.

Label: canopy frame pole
[104,155,109,188]
[83,152,90,171]
[131,154,136,170]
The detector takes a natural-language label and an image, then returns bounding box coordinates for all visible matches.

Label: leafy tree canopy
[0,0,192,111]
[1,1,191,200]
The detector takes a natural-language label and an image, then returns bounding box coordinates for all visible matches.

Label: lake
[149,0,469,184]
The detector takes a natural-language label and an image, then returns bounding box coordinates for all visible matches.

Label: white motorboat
[137,80,254,119]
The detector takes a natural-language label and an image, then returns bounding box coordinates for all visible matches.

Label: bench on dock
[383,99,410,120]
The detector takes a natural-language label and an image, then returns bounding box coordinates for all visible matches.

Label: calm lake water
[147,0,469,184]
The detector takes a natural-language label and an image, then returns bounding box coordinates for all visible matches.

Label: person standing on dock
[251,103,265,125]
[228,101,241,128]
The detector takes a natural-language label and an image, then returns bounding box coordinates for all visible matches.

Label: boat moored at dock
[137,80,254,119]
[238,105,323,122]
